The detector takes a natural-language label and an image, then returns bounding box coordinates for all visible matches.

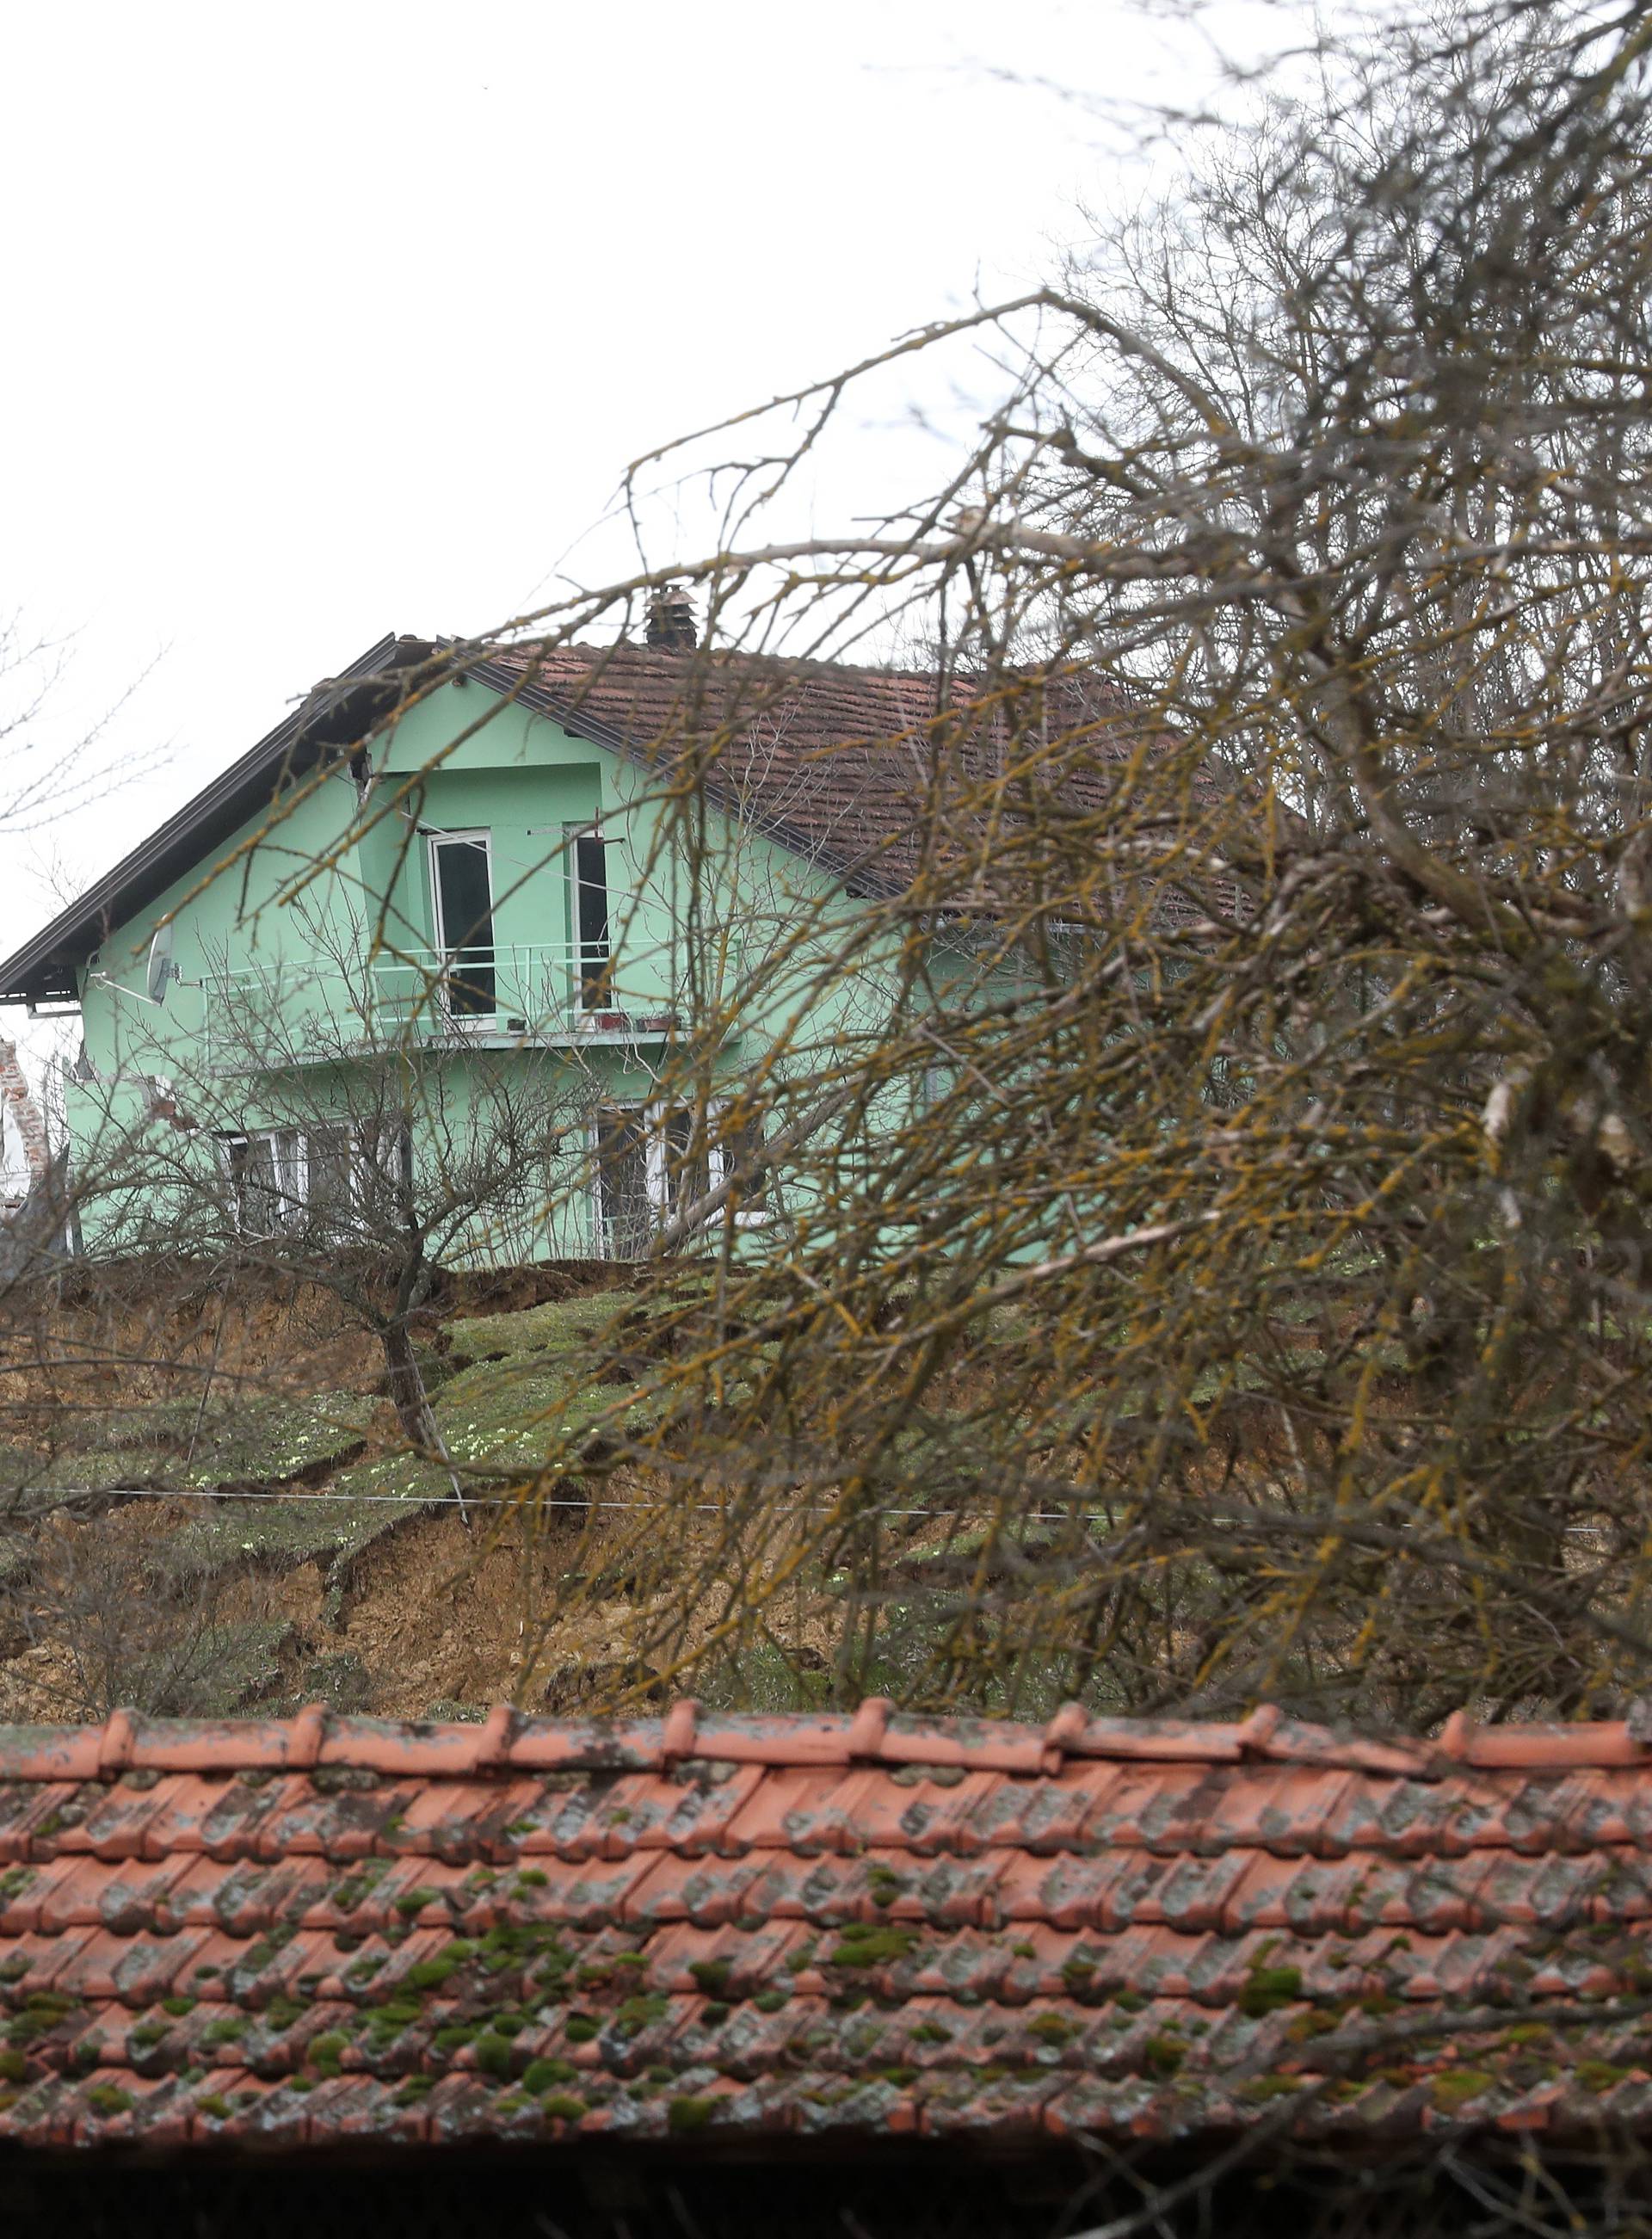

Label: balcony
[200,940,744,1072]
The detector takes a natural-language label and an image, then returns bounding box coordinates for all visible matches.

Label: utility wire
[3,1481,1096,1521]
[0,1481,1612,1537]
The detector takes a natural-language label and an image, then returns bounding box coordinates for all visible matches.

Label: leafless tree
[62,928,600,1518]
[406,0,1652,1734]
[31,0,1652,1744]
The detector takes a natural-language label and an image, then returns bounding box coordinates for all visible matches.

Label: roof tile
[0,1705,1651,2156]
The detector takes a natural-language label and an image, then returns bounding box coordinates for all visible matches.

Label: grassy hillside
[0,1267,706,1721]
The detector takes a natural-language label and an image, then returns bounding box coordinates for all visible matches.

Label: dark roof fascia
[0,634,413,1009]
[465,654,904,900]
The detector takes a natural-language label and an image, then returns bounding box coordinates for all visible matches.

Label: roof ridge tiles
[0,1703,1643,1783]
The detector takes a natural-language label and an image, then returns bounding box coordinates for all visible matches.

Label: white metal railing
[200,940,745,1066]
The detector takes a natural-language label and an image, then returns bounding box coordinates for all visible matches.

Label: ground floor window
[592,1101,766,1258]
[215,1122,396,1234]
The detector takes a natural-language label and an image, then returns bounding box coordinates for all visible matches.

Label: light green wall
[65,679,916,1263]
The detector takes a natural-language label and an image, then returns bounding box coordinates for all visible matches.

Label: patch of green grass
[157,1464,447,1615]
[697,1642,833,1713]
[434,1357,671,1468]
[442,1298,618,1367]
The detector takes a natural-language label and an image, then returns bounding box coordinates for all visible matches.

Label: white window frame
[589,1102,651,1261]
[427,827,497,1024]
[589,1097,768,1255]
[215,1122,358,1234]
[566,821,613,1011]
[216,1126,302,1233]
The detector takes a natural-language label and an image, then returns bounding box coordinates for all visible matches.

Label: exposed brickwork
[0,1039,47,1200]
[0,1703,1649,2153]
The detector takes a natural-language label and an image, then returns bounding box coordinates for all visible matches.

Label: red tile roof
[2,1701,1649,2155]
[481,643,1177,905]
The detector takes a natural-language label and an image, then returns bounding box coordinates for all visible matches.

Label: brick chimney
[644,585,697,651]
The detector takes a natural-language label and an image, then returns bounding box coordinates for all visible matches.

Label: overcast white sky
[0,0,1274,985]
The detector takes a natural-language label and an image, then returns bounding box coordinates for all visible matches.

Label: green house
[0,626,1083,1264]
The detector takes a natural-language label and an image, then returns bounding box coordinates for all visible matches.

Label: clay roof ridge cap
[1439,1710,1475,1762]
[17,1707,1652,1783]
[1041,1702,1088,1771]
[287,1705,330,1771]
[98,1709,136,1777]
[1238,1704,1284,1755]
[1435,1710,1646,1770]
[660,1699,700,1770]
[475,1703,518,1772]
[847,1697,892,1760]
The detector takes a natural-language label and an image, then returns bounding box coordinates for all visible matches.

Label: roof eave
[0,634,427,1010]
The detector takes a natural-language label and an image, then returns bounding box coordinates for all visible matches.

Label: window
[216,1124,358,1235]
[656,1106,712,1218]
[721,1111,769,1215]
[428,831,496,1017]
[594,1106,652,1261]
[591,1101,767,1258]
[220,1131,285,1234]
[305,1123,354,1220]
[570,827,611,1006]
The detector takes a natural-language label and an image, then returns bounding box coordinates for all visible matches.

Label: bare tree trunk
[379,1319,469,1528]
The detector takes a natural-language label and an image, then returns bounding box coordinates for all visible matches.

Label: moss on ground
[157,1466,446,1618]
[435,1357,671,1467]
[442,1297,621,1368]
[0,1280,736,1709]
[440,1275,720,1373]
[36,1393,368,1496]
[146,1341,667,1620]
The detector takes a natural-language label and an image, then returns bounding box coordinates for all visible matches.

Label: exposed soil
[0,1259,813,1722]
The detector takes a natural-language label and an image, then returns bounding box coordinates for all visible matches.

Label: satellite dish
[145,922,176,1006]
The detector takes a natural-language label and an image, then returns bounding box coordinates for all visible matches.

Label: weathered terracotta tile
[0,1707,1649,2154]
[0,1783,84,1865]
